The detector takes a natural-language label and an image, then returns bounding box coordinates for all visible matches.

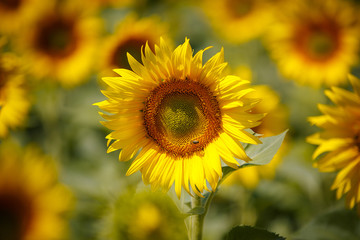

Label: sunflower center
[354,134,360,151]
[0,0,22,10]
[112,38,149,69]
[144,78,222,157]
[227,0,253,18]
[35,16,78,58]
[307,32,336,59]
[295,20,339,61]
[0,192,32,240]
[160,95,200,138]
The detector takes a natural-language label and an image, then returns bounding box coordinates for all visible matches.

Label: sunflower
[96,38,264,198]
[101,191,187,240]
[224,84,288,188]
[202,0,278,43]
[88,0,133,9]
[0,141,73,240]
[0,0,53,34]
[266,0,360,87]
[0,52,31,138]
[99,14,169,77]
[308,75,360,212]
[18,1,101,87]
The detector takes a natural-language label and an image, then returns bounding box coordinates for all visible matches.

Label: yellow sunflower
[95,38,264,198]
[88,0,134,9]
[224,84,289,188]
[0,52,31,138]
[101,191,187,240]
[202,0,278,43]
[266,0,360,87]
[0,141,73,240]
[308,75,360,212]
[99,14,169,77]
[0,0,54,34]
[19,1,101,87]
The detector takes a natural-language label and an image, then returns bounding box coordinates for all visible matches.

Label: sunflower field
[1,0,360,239]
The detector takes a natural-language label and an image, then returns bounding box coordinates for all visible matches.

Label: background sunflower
[308,75,360,213]
[265,0,360,87]
[0,141,73,240]
[0,51,30,138]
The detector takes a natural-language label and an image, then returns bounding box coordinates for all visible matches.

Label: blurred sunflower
[0,0,53,34]
[88,0,133,9]
[0,141,73,240]
[0,51,31,138]
[308,75,360,213]
[19,1,101,87]
[96,38,264,198]
[266,0,360,87]
[100,14,169,76]
[224,83,288,188]
[202,0,278,43]
[101,191,187,240]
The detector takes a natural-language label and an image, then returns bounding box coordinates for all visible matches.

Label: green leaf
[224,225,286,240]
[244,129,288,165]
[186,206,205,215]
[220,130,288,183]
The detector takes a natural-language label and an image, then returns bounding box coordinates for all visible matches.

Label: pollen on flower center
[160,94,201,138]
[143,78,222,157]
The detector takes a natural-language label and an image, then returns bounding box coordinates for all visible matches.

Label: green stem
[190,194,203,240]
[189,191,216,240]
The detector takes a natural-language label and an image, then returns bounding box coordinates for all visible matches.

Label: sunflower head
[33,13,78,59]
[202,0,277,43]
[0,52,30,138]
[0,141,73,240]
[18,0,101,87]
[308,75,360,211]
[266,0,360,87]
[100,15,169,76]
[0,0,54,34]
[96,38,264,198]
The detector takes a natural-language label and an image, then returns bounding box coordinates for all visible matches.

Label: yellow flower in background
[88,0,134,9]
[0,52,31,138]
[0,141,73,240]
[100,14,169,76]
[101,191,187,240]
[308,75,360,212]
[0,0,53,34]
[224,79,289,188]
[18,1,101,88]
[96,38,264,198]
[266,0,360,87]
[202,0,278,43]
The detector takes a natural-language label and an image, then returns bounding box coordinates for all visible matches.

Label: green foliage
[220,130,288,184]
[224,226,285,240]
[244,130,288,165]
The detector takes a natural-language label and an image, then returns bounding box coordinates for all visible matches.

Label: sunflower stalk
[189,191,216,240]
[190,194,204,240]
